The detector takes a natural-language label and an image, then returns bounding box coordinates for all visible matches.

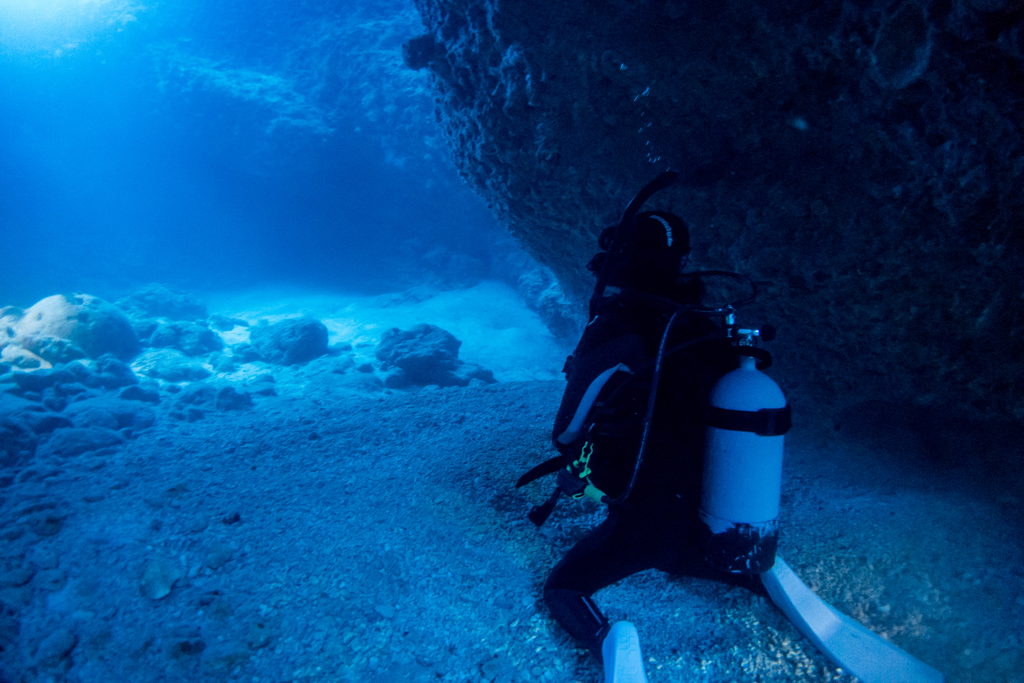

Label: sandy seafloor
[1,281,1021,683]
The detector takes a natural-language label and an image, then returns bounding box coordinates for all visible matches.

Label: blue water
[0,0,503,304]
[2,6,1018,682]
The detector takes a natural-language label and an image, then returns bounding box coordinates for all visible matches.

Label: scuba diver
[546,211,752,681]
[517,172,766,682]
[516,173,944,683]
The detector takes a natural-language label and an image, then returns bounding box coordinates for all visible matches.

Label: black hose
[604,310,679,505]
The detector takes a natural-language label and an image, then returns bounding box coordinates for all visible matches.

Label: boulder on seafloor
[13,294,140,360]
[17,335,87,366]
[0,413,37,467]
[249,317,328,366]
[118,384,161,404]
[247,373,277,397]
[132,349,211,383]
[117,283,208,321]
[148,321,224,357]
[61,397,156,432]
[94,354,139,389]
[214,386,253,411]
[375,323,495,388]
[33,628,77,669]
[18,410,74,435]
[169,383,253,421]
[209,314,248,331]
[1,345,49,370]
[210,354,235,372]
[130,318,160,344]
[139,557,183,600]
[5,366,80,395]
[0,307,22,354]
[36,427,125,459]
[230,343,263,363]
[8,357,139,396]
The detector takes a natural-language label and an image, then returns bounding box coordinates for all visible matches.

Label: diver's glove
[602,621,649,683]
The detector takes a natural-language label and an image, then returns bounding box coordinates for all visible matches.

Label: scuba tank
[700,325,791,574]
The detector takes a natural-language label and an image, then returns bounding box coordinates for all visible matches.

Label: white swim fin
[602,621,649,683]
[761,555,944,683]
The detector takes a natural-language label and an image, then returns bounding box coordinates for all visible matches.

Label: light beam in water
[0,0,144,54]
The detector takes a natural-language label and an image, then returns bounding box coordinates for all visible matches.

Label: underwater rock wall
[407,0,1024,419]
[151,0,438,179]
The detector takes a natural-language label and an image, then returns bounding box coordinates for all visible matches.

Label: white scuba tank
[700,353,790,573]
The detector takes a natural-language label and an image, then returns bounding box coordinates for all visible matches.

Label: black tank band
[706,404,792,436]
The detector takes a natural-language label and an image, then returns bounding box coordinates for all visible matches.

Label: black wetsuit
[544,289,762,661]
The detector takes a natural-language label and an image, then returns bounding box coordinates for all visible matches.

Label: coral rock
[15,294,140,360]
[249,317,328,366]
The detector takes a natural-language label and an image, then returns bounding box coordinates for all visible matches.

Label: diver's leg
[544,588,611,662]
[543,517,619,662]
[543,508,656,663]
[544,583,650,683]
